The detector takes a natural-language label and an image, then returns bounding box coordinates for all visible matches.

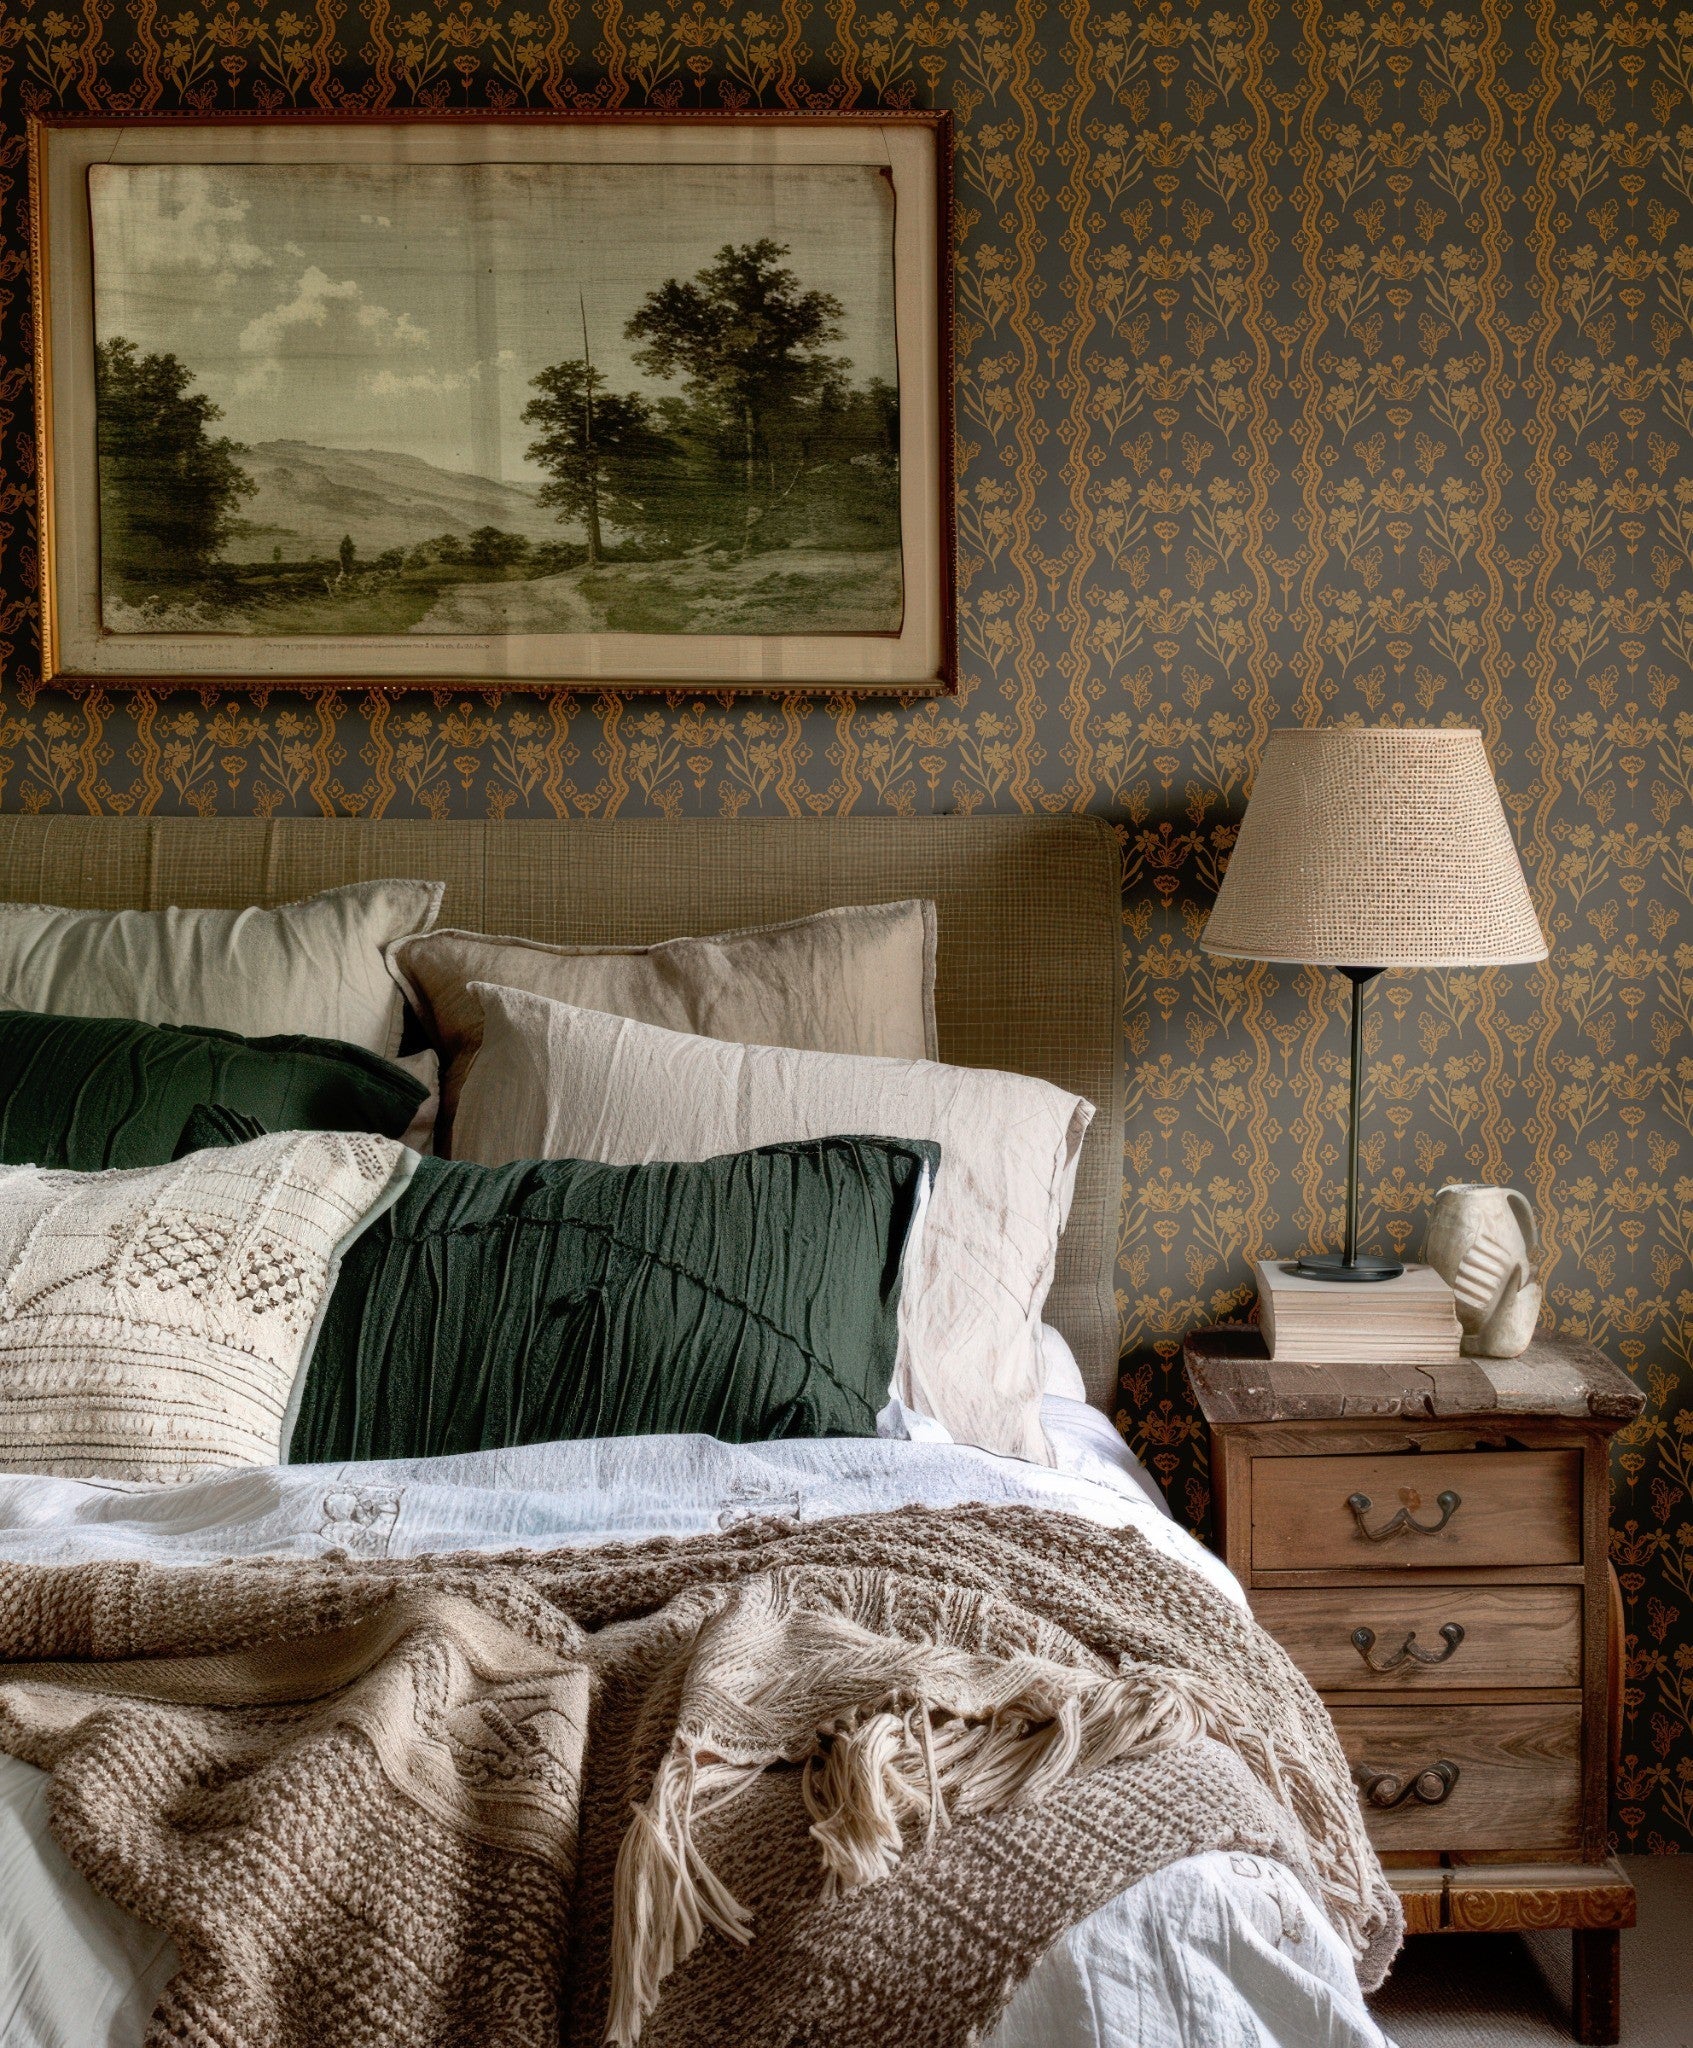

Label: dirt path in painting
[407,547,902,638]
[407,570,605,637]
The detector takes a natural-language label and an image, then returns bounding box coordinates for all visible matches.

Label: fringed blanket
[0,1505,1401,2048]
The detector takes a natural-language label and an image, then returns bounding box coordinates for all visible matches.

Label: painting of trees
[521,362,674,565]
[628,239,853,552]
[94,339,255,596]
[525,241,900,567]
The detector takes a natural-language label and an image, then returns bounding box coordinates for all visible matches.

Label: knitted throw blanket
[0,1506,1400,2047]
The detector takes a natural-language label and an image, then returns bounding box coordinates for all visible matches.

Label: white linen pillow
[1040,1396,1172,1517]
[0,1131,405,1483]
[386,899,937,1152]
[869,1330,1087,1438]
[0,880,443,1058]
[1038,1322,1090,1403]
[454,982,1094,1466]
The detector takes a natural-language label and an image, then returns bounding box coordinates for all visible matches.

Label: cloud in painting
[367,364,481,397]
[239,265,430,357]
[94,165,272,291]
[364,347,518,400]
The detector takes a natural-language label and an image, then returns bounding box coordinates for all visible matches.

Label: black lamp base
[1283,1253,1405,1284]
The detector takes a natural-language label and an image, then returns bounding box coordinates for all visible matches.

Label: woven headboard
[0,814,1126,1406]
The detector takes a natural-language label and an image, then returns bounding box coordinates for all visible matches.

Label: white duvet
[0,1400,1391,2048]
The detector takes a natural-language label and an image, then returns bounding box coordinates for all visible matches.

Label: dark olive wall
[1,0,1689,1849]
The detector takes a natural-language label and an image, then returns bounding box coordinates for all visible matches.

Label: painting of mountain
[222,443,569,563]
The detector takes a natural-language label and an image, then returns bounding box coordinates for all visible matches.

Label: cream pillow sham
[0,880,443,1059]
[387,899,937,1151]
[0,1130,405,1483]
[454,982,1093,1466]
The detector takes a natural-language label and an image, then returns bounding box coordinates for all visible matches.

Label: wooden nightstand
[1184,1327,1645,2047]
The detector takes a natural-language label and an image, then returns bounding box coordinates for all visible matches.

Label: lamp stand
[1287,966,1404,1284]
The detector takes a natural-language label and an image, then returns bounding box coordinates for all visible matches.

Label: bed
[0,813,1396,2048]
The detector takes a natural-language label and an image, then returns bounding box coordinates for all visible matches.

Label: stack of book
[1254,1258,1461,1365]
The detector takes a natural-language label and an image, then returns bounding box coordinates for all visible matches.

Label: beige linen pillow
[454,982,1093,1466]
[387,899,937,1152]
[0,880,444,1059]
[0,1130,404,1483]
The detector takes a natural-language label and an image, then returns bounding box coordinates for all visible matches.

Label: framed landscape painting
[29,112,953,694]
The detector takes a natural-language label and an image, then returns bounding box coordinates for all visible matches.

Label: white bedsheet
[0,1409,1390,2048]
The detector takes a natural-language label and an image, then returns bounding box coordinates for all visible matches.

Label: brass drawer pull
[1350,1622,1465,1672]
[1347,1488,1461,1541]
[1355,1759,1461,1810]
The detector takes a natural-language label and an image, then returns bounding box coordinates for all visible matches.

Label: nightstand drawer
[1254,1586,1582,1690]
[1332,1703,1582,1853]
[1252,1450,1581,1571]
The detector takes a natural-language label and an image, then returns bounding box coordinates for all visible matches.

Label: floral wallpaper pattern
[0,0,1689,1850]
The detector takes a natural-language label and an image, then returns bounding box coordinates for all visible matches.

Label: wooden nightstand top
[1184,1326,1643,1432]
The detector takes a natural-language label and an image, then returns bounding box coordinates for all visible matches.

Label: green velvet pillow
[288,1135,936,1462]
[0,1009,427,1171]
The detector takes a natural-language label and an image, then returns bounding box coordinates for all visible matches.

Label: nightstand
[1184,1327,1645,2047]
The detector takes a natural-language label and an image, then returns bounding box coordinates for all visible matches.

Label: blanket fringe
[610,1747,760,2041]
[605,1608,1355,2047]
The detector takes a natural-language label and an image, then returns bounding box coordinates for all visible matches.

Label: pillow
[1039,1321,1089,1403]
[174,1102,268,1156]
[288,1135,935,1465]
[393,1047,441,1154]
[0,1010,428,1171]
[1040,1396,1173,1518]
[385,899,937,1152]
[454,984,1094,1466]
[0,1130,404,1483]
[0,880,443,1059]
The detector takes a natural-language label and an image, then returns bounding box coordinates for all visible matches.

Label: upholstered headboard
[0,814,1126,1406]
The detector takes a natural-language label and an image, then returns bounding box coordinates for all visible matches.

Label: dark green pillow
[0,1009,427,1171]
[174,1102,269,1159]
[289,1135,935,1462]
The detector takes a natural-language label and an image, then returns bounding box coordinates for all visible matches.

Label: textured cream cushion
[0,1131,405,1483]
[386,899,936,1152]
[0,881,444,1058]
[455,983,1093,1466]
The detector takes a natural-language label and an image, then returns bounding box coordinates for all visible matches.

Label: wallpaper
[0,0,1689,1851]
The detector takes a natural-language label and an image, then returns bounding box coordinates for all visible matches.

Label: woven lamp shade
[1202,727,1548,969]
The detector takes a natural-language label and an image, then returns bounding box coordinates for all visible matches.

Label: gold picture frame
[30,111,954,695]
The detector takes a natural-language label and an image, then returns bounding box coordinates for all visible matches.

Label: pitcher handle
[1505,1187,1538,1259]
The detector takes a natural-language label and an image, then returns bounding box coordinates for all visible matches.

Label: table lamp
[1200,727,1547,1282]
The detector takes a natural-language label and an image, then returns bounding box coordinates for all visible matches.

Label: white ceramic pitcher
[1424,1184,1541,1358]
